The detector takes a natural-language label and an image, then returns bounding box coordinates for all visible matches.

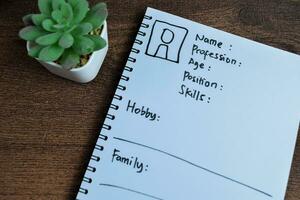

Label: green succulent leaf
[19,26,47,41]
[59,49,80,69]
[38,0,52,16]
[35,32,62,45]
[86,35,106,51]
[73,36,94,55]
[83,2,107,29]
[72,22,92,35]
[71,0,89,24]
[66,24,77,32]
[22,14,33,26]
[67,0,80,8]
[28,44,44,57]
[90,2,107,12]
[32,14,48,26]
[59,33,74,48]
[42,19,56,32]
[60,3,73,23]
[52,0,65,10]
[51,10,64,24]
[53,24,66,30]
[39,45,64,62]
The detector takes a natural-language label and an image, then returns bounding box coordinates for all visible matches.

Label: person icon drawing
[146,20,188,63]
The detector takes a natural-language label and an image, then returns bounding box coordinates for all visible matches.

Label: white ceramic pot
[27,21,108,83]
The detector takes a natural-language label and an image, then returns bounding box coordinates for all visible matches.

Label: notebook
[76,7,300,200]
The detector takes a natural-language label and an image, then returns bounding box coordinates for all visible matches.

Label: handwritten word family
[112,148,149,174]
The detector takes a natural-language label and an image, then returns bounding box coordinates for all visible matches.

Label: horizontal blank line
[113,136,272,198]
[99,183,164,200]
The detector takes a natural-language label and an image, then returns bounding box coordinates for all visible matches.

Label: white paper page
[77,7,300,200]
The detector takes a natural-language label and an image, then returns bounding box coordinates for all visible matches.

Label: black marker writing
[126,100,160,121]
[188,57,211,71]
[183,70,223,91]
[178,84,211,103]
[195,34,223,48]
[112,148,149,173]
[192,44,240,66]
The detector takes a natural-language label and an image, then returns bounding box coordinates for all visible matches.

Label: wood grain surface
[0,0,299,199]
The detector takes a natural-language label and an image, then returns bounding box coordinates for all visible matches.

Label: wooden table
[0,0,299,199]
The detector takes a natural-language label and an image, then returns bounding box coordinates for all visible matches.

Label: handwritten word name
[195,34,223,48]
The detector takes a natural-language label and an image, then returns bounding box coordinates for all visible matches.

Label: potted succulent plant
[19,0,108,83]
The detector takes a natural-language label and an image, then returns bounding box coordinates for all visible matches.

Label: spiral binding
[77,13,153,199]
[134,39,143,45]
